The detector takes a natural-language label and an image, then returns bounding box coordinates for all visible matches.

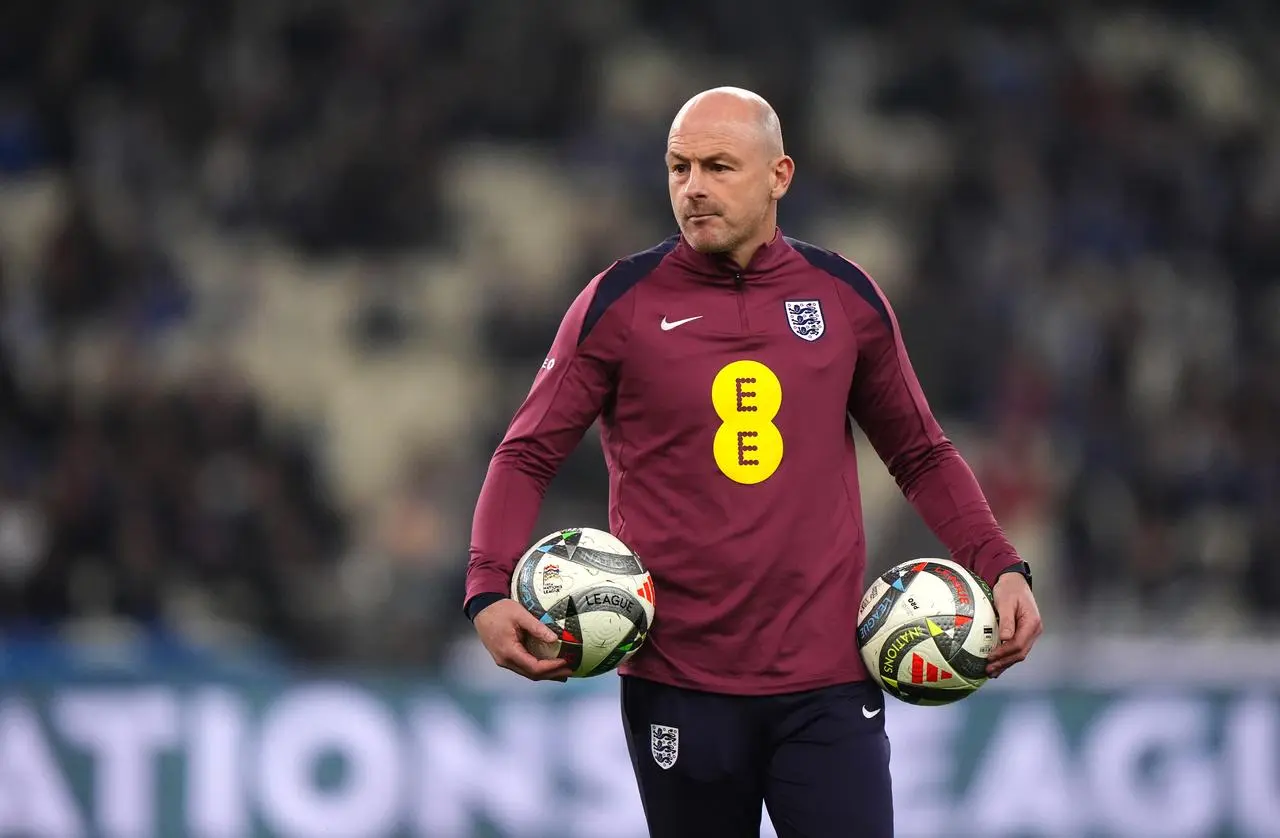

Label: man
[464,87,1042,838]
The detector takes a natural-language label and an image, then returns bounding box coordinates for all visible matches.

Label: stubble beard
[681,197,773,256]
[683,216,750,255]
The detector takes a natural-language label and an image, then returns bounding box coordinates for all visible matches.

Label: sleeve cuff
[464,592,508,621]
[972,548,1019,589]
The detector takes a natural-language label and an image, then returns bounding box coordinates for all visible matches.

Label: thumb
[998,597,1017,643]
[520,610,558,644]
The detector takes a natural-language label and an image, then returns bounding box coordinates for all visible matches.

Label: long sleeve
[464,273,634,608]
[845,275,1019,588]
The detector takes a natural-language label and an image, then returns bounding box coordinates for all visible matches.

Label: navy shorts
[620,676,893,838]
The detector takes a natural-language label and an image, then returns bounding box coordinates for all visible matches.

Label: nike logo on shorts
[862,705,881,719]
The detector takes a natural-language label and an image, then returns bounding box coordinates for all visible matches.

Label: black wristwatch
[998,560,1033,591]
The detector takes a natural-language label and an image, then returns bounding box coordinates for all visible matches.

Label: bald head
[669,87,785,158]
[665,86,795,266]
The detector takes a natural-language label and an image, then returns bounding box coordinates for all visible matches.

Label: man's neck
[729,244,759,269]
[728,225,777,269]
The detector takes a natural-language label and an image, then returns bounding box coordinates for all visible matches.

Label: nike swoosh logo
[862,705,882,719]
[660,315,703,331]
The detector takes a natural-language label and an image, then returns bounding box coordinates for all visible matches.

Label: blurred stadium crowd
[0,0,1278,669]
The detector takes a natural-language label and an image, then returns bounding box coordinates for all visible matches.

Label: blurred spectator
[337,447,467,667]
[0,308,347,658]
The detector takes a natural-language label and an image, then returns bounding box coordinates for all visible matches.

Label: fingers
[506,660,573,685]
[516,655,575,681]
[997,601,1017,644]
[987,640,1026,677]
[988,613,1019,664]
[987,647,1020,677]
[492,639,572,681]
[1013,607,1044,653]
[517,610,559,644]
[986,613,1018,675]
[475,602,574,682]
[986,600,1044,678]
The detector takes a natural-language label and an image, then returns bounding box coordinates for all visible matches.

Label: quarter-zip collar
[667,228,793,281]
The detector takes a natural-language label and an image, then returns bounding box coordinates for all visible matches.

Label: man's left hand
[986,571,1043,678]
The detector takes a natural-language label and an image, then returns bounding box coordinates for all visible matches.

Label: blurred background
[1,1,1279,836]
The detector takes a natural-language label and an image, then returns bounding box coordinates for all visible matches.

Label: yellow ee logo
[711,360,783,484]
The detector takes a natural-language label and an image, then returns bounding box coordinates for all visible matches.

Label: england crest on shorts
[785,300,825,341]
[650,724,679,770]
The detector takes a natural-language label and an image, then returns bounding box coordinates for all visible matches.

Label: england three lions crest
[650,724,678,770]
[785,300,825,341]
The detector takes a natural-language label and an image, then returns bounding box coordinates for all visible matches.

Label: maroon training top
[465,231,1019,695]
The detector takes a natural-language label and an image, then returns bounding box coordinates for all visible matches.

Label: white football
[510,527,656,677]
[856,558,999,705]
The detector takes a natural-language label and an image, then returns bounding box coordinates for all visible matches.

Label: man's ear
[771,155,795,201]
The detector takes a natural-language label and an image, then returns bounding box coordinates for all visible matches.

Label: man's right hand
[473,599,574,681]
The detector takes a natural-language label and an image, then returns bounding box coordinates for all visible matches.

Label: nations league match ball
[857,558,999,705]
[511,527,657,678]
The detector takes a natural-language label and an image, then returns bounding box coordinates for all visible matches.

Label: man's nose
[683,166,708,199]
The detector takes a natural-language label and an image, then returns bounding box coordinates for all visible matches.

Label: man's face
[666,122,777,256]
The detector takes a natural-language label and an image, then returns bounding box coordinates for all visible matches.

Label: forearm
[896,440,1019,588]
[465,450,552,610]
